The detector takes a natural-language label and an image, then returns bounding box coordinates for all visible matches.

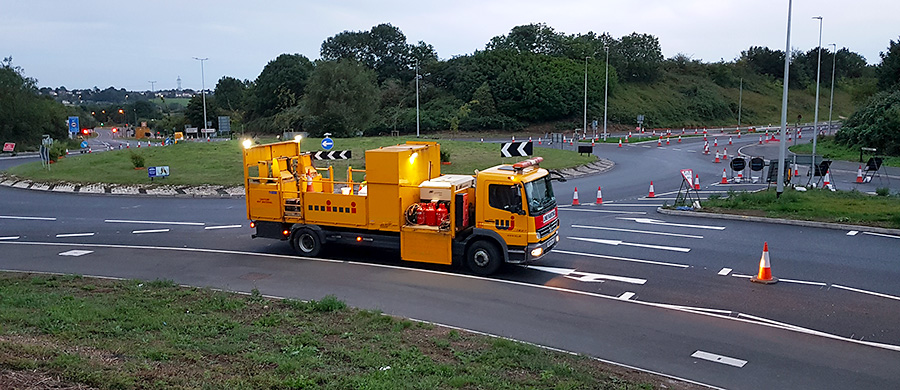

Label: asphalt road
[1,132,899,389]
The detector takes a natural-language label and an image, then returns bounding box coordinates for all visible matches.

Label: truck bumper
[508,231,559,264]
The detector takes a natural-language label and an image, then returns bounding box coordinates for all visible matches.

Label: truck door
[483,182,527,247]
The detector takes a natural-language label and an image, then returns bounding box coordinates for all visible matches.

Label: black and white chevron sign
[313,150,352,160]
[500,141,533,157]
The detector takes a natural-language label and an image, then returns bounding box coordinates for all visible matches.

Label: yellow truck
[242,139,561,275]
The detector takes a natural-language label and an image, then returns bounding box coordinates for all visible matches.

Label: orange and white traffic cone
[596,186,603,205]
[694,174,700,190]
[618,139,622,148]
[714,150,720,163]
[657,138,662,147]
[759,135,763,144]
[721,168,728,184]
[538,137,542,145]
[592,139,595,147]
[793,164,799,177]
[729,136,733,145]
[677,135,682,143]
[648,181,655,198]
[714,138,718,147]
[723,148,728,160]
[751,242,778,284]
[737,171,743,183]
[737,131,741,139]
[572,187,580,205]
[856,165,864,183]
[823,171,834,190]
[666,137,670,145]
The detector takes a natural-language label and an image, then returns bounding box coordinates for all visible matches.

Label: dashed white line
[832,284,900,301]
[204,225,243,230]
[617,217,726,230]
[0,215,57,221]
[717,267,732,276]
[554,249,690,268]
[59,250,93,257]
[132,229,170,234]
[569,236,691,252]
[618,292,636,300]
[846,230,859,236]
[779,278,827,286]
[730,273,753,279]
[106,219,204,226]
[0,236,21,240]
[862,232,900,239]
[591,203,660,207]
[572,224,703,239]
[691,350,747,368]
[55,233,96,238]
[558,208,647,215]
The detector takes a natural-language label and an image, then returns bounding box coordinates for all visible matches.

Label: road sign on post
[67,117,79,133]
[500,141,533,157]
[2,142,14,153]
[321,136,334,151]
[312,150,351,160]
[148,166,170,180]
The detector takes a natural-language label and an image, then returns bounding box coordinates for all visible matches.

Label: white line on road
[591,203,660,207]
[554,249,690,268]
[832,284,900,301]
[862,232,900,239]
[691,350,747,368]
[0,236,21,240]
[569,236,691,252]
[639,197,677,201]
[0,215,57,221]
[730,273,753,279]
[106,219,204,226]
[572,224,703,239]
[717,267,732,276]
[617,217,726,230]
[618,292,636,300]
[204,225,243,230]
[527,266,647,285]
[780,278,827,286]
[55,233,96,238]
[132,229,170,234]
[59,250,93,257]
[558,208,646,215]
[846,230,859,236]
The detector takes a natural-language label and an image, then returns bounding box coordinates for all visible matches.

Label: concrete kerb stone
[657,207,900,236]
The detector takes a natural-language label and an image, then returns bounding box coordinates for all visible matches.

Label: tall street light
[415,59,421,138]
[193,57,209,135]
[583,56,589,140]
[776,0,794,197]
[827,43,837,136]
[811,16,824,161]
[603,46,610,141]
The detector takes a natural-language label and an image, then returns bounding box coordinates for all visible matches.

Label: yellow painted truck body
[243,139,559,275]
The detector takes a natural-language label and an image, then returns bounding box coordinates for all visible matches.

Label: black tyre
[292,228,322,257]
[466,240,502,276]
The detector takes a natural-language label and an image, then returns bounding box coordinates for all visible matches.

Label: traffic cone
[798,130,802,139]
[572,187,580,205]
[648,182,655,198]
[737,131,741,139]
[751,242,778,284]
[529,136,532,143]
[737,171,743,183]
[677,135,682,143]
[694,174,700,190]
[721,168,728,184]
[595,186,603,205]
[306,176,314,192]
[657,138,662,147]
[722,148,728,160]
[666,137,670,145]
[759,135,763,144]
[728,136,733,145]
[856,165,864,183]
[714,138,718,147]
[714,150,720,163]
[618,139,622,148]
[512,136,515,142]
[538,137,542,145]
[592,139,595,147]
[823,171,833,190]
[793,164,799,177]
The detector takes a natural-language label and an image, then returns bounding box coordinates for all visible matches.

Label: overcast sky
[4,0,898,91]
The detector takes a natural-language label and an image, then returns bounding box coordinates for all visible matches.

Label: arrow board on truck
[313,150,352,160]
[500,141,533,157]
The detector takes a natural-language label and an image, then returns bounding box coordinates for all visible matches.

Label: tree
[185,94,217,129]
[835,90,900,155]
[876,37,900,91]
[214,76,247,112]
[486,23,565,56]
[320,23,435,82]
[741,46,785,79]
[0,57,67,148]
[249,54,314,119]
[300,60,379,137]
[614,33,663,82]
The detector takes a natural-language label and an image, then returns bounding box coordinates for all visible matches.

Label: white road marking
[55,233,95,238]
[691,350,747,368]
[569,236,691,252]
[132,229,170,234]
[846,230,859,236]
[0,215,57,221]
[592,203,660,207]
[0,236,21,240]
[553,249,689,268]
[717,267,732,276]
[106,219,204,226]
[59,250,93,257]
[572,224,703,239]
[730,273,753,279]
[831,284,900,301]
[862,232,900,239]
[617,217,726,230]
[639,197,677,201]
[204,224,243,230]
[618,292,636,300]
[527,265,647,285]
[558,208,646,215]
[779,278,827,286]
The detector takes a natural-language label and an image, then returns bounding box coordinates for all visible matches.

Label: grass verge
[0,273,696,389]
[702,188,900,228]
[4,136,595,186]
[789,136,900,168]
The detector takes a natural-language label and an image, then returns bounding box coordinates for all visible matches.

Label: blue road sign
[80,141,88,148]
[68,116,80,133]
[321,137,334,151]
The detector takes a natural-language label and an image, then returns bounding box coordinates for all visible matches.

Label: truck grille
[537,218,559,239]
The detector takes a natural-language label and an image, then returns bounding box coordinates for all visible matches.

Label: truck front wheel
[292,228,322,257]
[466,241,501,276]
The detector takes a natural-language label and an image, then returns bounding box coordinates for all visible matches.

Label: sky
[3,0,898,91]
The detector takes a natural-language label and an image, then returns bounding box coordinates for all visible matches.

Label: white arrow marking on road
[616,217,726,230]
[517,142,527,156]
[0,215,57,221]
[106,219,204,226]
[204,225,243,230]
[572,224,703,239]
[132,229,170,234]
[569,236,691,252]
[553,249,689,268]
[558,207,646,215]
[0,236,21,240]
[59,250,93,257]
[691,350,747,368]
[55,233,95,238]
[527,265,647,285]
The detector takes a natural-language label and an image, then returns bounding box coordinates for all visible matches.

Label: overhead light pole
[193,57,209,134]
[583,56,589,140]
[776,0,794,197]
[738,78,743,129]
[827,43,837,136]
[811,16,823,162]
[603,46,610,141]
[416,59,421,138]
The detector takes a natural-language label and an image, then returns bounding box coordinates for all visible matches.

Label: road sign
[321,137,334,151]
[750,157,765,171]
[730,157,746,171]
[500,141,533,157]
[312,150,351,160]
[218,116,231,133]
[80,141,88,149]
[148,166,170,179]
[680,169,694,184]
[2,143,14,152]
[67,116,79,133]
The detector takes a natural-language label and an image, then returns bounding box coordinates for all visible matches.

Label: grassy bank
[0,273,688,389]
[702,188,900,228]
[4,137,595,186]
[789,136,900,168]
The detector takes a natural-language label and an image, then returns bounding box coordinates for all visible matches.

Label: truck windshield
[523,176,556,216]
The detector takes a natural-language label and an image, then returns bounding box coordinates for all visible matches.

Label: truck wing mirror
[548,170,567,182]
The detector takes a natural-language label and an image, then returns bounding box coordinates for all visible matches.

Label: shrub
[129,151,145,168]
[876,187,891,196]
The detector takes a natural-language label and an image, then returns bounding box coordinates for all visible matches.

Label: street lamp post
[583,56,589,140]
[603,46,609,141]
[776,0,794,197]
[811,16,824,161]
[738,78,743,129]
[827,43,837,136]
[415,59,420,138]
[193,57,209,136]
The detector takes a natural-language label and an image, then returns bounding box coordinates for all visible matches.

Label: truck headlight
[530,247,543,258]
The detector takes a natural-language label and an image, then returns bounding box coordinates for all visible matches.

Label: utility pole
[193,57,209,134]
[811,16,824,161]
[776,0,794,197]
[603,46,609,141]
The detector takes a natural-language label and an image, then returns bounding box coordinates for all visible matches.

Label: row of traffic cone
[571,186,604,205]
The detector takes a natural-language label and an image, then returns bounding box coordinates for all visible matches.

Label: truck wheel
[292,229,322,257]
[466,241,501,276]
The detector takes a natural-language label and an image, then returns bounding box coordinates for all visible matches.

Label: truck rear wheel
[292,228,322,257]
[466,240,501,276]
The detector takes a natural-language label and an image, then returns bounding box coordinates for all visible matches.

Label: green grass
[0,273,669,389]
[4,136,596,186]
[789,136,900,167]
[703,188,900,228]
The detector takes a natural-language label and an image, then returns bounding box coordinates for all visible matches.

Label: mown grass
[703,188,900,228]
[4,136,595,186]
[0,273,676,389]
[789,136,900,168]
